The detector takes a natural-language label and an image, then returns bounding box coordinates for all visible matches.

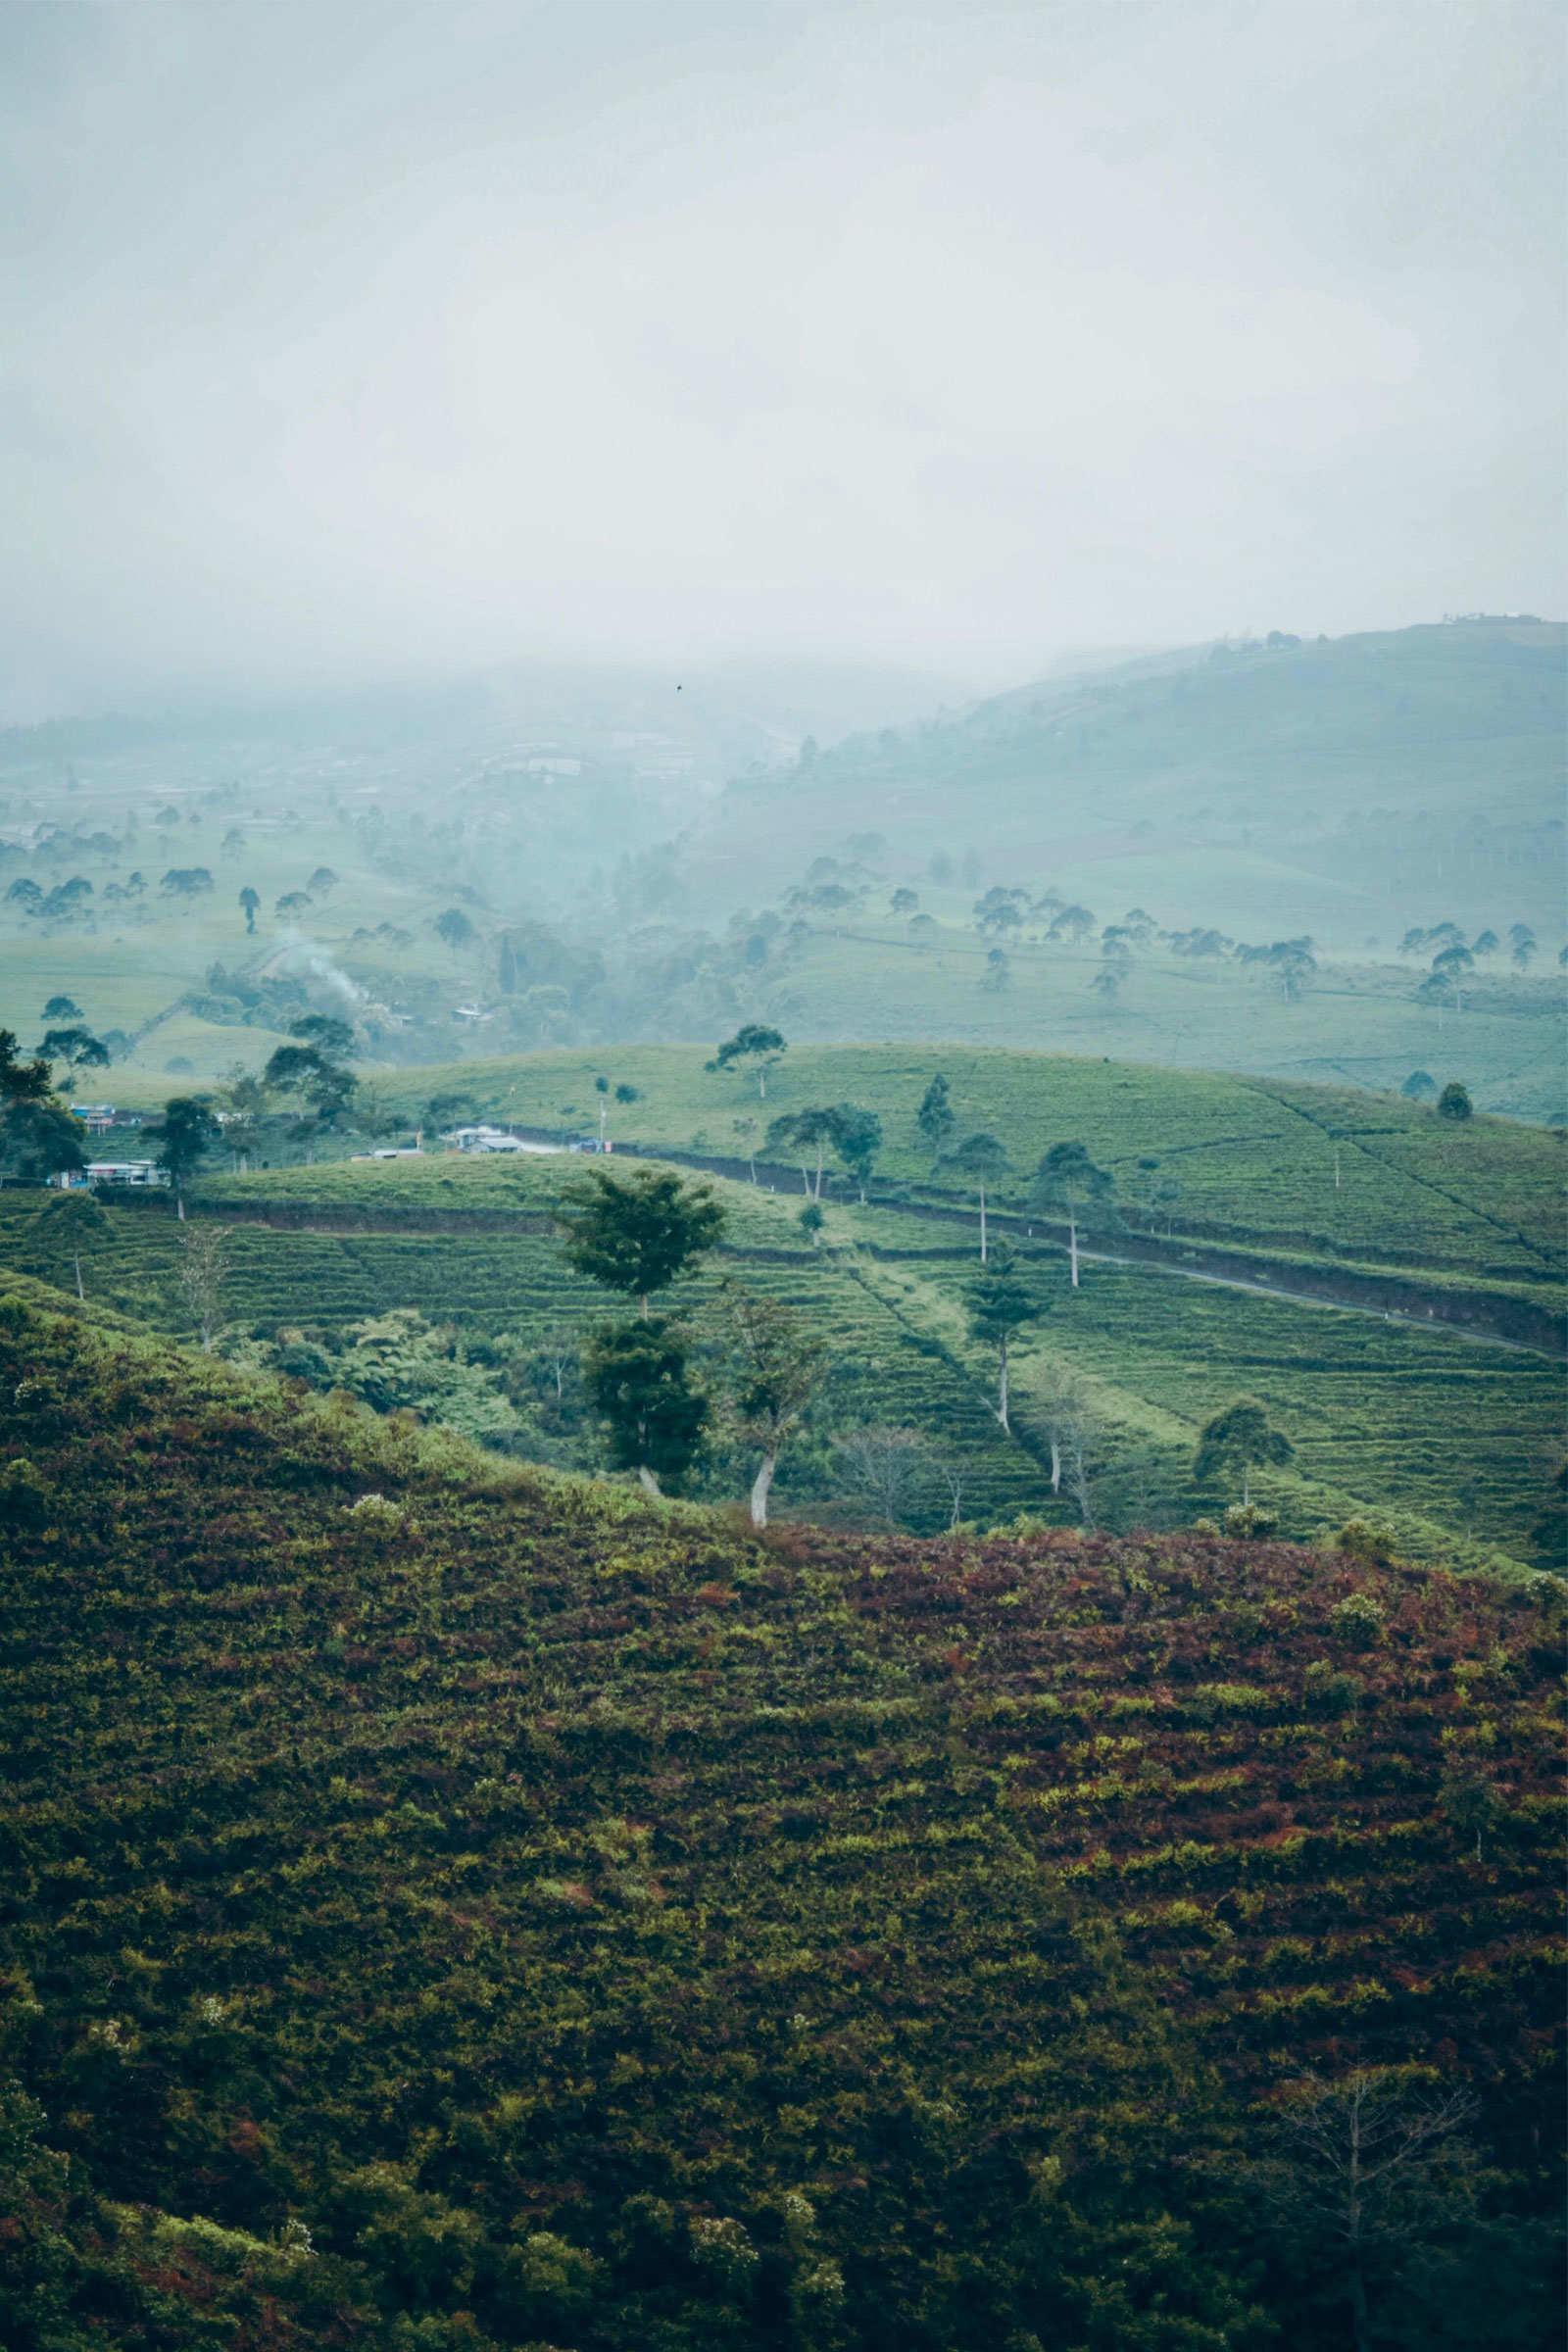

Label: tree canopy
[557,1166,724,1313]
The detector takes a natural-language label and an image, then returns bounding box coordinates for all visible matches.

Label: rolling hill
[0,1287,1561,2351]
[685,620,1567,945]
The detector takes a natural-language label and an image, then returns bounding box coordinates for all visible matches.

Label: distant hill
[0,1286,1561,2350]
[687,619,1567,942]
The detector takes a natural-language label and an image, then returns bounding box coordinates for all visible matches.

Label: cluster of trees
[557,1165,823,1524]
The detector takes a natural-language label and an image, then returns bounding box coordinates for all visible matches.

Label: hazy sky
[2,0,1563,715]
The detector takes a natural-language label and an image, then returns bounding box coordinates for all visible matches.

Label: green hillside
[6,1116,1559,1568]
[690,621,1567,942]
[0,1291,1561,2351]
[359,1044,1566,1294]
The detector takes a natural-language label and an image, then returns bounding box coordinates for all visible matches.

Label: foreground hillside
[1,1291,1561,2350]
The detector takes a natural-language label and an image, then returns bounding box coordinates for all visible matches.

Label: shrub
[1223,1501,1280,1541]
[1330,1591,1387,1648]
[1338,1517,1396,1565]
[0,1457,49,1530]
[1303,1657,1363,1714]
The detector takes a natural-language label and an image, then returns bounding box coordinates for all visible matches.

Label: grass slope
[367,1044,1567,1291]
[0,1292,1561,2350]
[4,1137,1559,1567]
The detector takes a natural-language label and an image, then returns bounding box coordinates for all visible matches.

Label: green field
[362,1044,1566,1291]
[5,1131,1557,1568]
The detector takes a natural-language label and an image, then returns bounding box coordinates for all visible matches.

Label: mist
[2,0,1562,721]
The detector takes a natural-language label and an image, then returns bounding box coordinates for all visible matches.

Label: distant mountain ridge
[691,617,1566,939]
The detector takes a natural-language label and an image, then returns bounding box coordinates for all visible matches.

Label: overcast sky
[1,0,1562,716]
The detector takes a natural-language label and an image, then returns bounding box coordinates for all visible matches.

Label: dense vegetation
[1,1290,1562,2350]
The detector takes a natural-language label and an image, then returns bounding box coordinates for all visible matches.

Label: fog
[2,0,1562,719]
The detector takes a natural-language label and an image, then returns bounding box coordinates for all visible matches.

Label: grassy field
[4,1137,1557,1567]
[361,1043,1566,1290]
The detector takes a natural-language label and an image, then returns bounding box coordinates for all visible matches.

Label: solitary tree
[828,1102,883,1201]
[157,1097,222,1217]
[707,1023,787,1099]
[239,885,261,933]
[41,995,82,1021]
[834,1424,926,1528]
[1436,1080,1473,1122]
[37,1026,110,1071]
[556,1165,723,1317]
[1193,1395,1294,1505]
[1401,1069,1437,1101]
[718,1283,827,1526]
[966,1243,1047,1432]
[435,906,476,953]
[915,1072,956,1162]
[584,1316,707,1496]
[289,1012,356,1058]
[177,1222,229,1352]
[1030,1140,1115,1287]
[263,1042,357,1125]
[36,1186,108,1299]
[941,1132,1010,1261]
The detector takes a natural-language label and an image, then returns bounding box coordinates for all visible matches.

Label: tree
[708,1024,787,1099]
[7,877,41,911]
[1030,1140,1115,1287]
[828,1102,882,1201]
[289,1012,356,1057]
[1245,2070,1484,2352]
[890,886,918,915]
[41,996,81,1021]
[264,1042,357,1124]
[1508,921,1536,971]
[966,1243,1047,1433]
[584,1316,707,1495]
[915,1072,956,1162]
[940,1132,1009,1261]
[766,1107,840,1200]
[37,1026,110,1070]
[159,866,214,899]
[498,933,518,993]
[1048,903,1096,945]
[1,1030,56,1108]
[1038,1363,1099,1522]
[1470,928,1498,958]
[1437,1080,1473,1122]
[834,1425,926,1528]
[798,1200,824,1246]
[1193,1395,1294,1505]
[239,886,260,933]
[436,906,476,953]
[176,1222,229,1352]
[1430,944,1474,1008]
[35,1187,107,1298]
[157,1097,222,1214]
[717,1284,827,1526]
[1401,1069,1437,1101]
[557,1165,724,1316]
[1089,964,1121,1004]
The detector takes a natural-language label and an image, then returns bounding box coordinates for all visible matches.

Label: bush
[1437,1081,1474,1122]
[1330,1591,1387,1648]
[1223,1501,1279,1540]
[1338,1517,1396,1565]
[0,1457,49,1530]
[1303,1657,1363,1714]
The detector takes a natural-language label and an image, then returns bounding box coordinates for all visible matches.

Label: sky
[1,0,1563,717]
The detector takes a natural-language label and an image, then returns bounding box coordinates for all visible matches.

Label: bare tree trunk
[74,1252,83,1301]
[176,1190,186,1222]
[1068,1214,1079,1287]
[997,1336,1009,1432]
[978,1183,988,1263]
[637,1464,662,1496]
[750,1450,777,1528]
[748,1152,757,1184]
[813,1139,825,1200]
[1049,1435,1061,1493]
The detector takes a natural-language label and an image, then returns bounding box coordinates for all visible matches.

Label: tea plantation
[0,1292,1560,2351]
